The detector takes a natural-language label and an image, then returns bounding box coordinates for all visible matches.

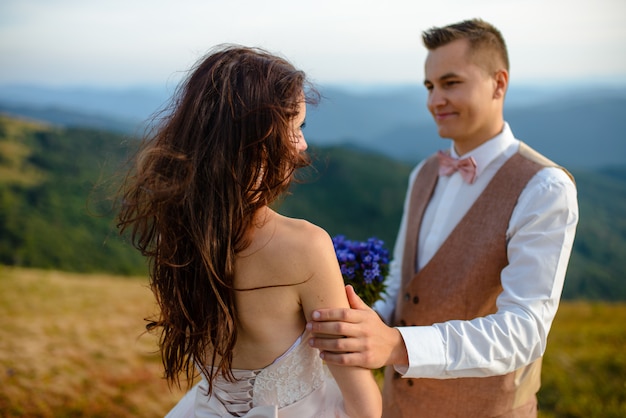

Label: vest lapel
[400,155,439,290]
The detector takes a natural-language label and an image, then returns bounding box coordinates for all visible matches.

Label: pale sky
[1,0,625,88]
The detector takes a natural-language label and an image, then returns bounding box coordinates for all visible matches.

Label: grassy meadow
[0,267,188,417]
[1,267,625,417]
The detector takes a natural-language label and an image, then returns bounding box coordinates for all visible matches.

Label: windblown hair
[422,18,509,73]
[117,45,317,393]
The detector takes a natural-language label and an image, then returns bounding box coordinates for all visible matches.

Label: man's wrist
[388,327,409,366]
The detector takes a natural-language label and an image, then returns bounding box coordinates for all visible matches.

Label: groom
[308,18,578,417]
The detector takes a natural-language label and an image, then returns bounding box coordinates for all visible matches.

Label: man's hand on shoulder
[307,285,408,369]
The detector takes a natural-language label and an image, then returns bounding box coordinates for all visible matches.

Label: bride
[117,45,382,417]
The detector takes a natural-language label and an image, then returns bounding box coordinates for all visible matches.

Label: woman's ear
[493,69,509,99]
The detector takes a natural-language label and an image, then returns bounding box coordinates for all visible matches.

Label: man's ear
[493,69,509,99]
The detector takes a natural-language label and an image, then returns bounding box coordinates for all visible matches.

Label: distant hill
[0,84,170,122]
[0,115,144,274]
[505,96,626,169]
[305,85,626,169]
[0,114,625,300]
[0,102,138,134]
[1,83,625,168]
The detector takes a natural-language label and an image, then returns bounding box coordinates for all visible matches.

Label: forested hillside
[0,115,145,274]
[1,114,625,300]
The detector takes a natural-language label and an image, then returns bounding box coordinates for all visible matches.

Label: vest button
[412,295,419,304]
[399,319,406,326]
[407,379,414,387]
[404,293,410,301]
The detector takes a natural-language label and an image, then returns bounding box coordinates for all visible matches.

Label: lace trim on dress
[204,330,324,416]
[253,331,324,408]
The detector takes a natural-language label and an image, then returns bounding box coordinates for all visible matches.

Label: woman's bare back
[228,208,317,369]
[200,207,382,416]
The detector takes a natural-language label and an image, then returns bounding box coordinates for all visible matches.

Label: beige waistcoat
[382,143,572,418]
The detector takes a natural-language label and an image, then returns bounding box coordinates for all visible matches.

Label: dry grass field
[538,301,626,417]
[0,267,187,417]
[1,266,625,417]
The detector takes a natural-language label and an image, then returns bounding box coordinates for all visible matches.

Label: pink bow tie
[437,151,477,184]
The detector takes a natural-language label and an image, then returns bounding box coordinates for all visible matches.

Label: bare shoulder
[273,214,334,258]
[273,214,349,315]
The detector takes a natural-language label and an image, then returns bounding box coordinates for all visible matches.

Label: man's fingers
[307,319,355,337]
[311,307,355,323]
[308,335,356,352]
[345,285,370,311]
[318,350,370,367]
[310,287,372,325]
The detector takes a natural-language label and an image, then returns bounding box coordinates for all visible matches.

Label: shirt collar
[449,122,515,179]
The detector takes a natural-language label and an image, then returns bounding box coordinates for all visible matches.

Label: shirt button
[412,295,419,304]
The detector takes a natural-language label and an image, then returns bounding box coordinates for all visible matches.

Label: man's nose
[428,88,445,108]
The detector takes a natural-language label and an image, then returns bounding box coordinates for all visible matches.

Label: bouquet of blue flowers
[332,235,390,307]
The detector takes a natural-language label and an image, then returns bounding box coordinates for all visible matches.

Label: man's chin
[437,128,455,140]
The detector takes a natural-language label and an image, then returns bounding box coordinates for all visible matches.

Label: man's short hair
[422,18,509,74]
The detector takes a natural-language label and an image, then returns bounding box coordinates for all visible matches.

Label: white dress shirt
[373,123,579,379]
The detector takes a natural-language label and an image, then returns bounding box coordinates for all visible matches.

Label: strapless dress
[165,330,348,418]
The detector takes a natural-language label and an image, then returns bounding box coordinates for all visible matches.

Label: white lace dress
[165,331,348,418]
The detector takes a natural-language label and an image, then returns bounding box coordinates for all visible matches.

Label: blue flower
[331,235,390,306]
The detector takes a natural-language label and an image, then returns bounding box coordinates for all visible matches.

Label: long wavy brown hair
[117,45,317,393]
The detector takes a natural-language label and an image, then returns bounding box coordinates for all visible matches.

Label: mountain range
[0,87,626,300]
[1,83,625,169]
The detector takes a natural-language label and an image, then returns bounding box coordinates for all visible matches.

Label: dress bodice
[165,331,347,417]
[202,332,326,416]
